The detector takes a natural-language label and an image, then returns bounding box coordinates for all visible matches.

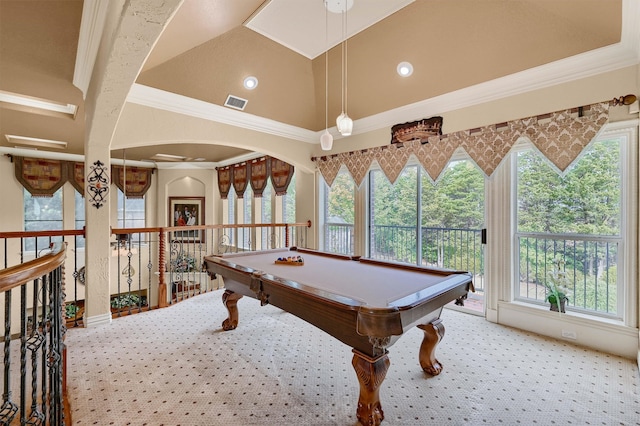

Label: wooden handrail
[0,243,66,293]
[0,229,85,239]
[111,221,312,236]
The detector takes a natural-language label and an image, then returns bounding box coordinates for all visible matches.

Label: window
[421,160,485,288]
[370,166,418,262]
[323,171,355,254]
[116,189,145,228]
[368,160,485,289]
[24,188,63,252]
[117,189,145,244]
[260,180,273,248]
[74,190,86,249]
[515,136,624,317]
[241,186,253,249]
[223,187,236,248]
[283,173,296,223]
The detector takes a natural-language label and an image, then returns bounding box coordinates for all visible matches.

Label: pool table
[204,247,473,426]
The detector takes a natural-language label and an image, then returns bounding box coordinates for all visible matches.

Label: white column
[82,0,182,327]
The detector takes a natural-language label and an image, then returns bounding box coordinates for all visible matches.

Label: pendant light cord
[325,2,329,131]
[344,5,348,115]
[340,7,345,114]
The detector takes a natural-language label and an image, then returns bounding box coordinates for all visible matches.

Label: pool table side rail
[204,251,473,356]
[204,254,369,309]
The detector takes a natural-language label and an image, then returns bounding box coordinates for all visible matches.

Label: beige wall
[2,64,639,358]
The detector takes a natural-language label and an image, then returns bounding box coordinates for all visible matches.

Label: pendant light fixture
[320,0,334,150]
[335,0,353,136]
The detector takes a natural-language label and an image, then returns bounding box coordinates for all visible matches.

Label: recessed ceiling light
[0,90,77,116]
[397,61,413,77]
[5,134,68,149]
[243,76,258,90]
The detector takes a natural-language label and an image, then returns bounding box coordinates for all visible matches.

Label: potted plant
[544,257,571,313]
[170,251,199,273]
[110,293,144,309]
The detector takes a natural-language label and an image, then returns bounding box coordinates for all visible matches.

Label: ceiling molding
[73,0,110,98]
[127,0,640,147]
[0,146,156,168]
[127,84,319,143]
[154,161,218,170]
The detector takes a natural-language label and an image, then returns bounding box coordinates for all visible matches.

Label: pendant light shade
[321,129,334,150]
[336,112,353,136]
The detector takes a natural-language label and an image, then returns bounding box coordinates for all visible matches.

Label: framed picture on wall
[168,197,205,243]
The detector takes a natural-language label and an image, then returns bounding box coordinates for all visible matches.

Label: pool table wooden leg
[417,318,445,375]
[352,350,389,426]
[222,290,243,331]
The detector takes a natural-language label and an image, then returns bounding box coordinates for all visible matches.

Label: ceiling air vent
[224,95,248,111]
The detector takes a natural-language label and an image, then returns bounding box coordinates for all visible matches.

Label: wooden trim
[0,244,66,293]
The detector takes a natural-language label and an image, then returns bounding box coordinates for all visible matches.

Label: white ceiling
[245,0,415,59]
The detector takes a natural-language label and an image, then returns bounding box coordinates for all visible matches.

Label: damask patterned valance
[232,162,249,199]
[12,157,154,198]
[112,165,153,199]
[249,157,270,198]
[14,156,68,197]
[313,102,610,187]
[217,166,232,199]
[216,156,295,199]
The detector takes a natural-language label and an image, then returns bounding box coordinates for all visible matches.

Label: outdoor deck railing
[326,223,485,293]
[517,232,621,317]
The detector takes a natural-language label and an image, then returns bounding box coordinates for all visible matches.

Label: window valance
[232,162,249,199]
[216,156,295,199]
[249,157,270,198]
[312,102,609,187]
[14,156,68,197]
[12,156,154,198]
[111,165,153,198]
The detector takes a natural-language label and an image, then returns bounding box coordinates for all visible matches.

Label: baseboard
[83,312,112,327]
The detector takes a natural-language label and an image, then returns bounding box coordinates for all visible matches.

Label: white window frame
[507,121,637,326]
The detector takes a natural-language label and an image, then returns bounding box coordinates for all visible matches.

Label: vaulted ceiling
[0,0,628,165]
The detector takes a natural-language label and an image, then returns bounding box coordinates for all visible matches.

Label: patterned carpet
[66,289,640,425]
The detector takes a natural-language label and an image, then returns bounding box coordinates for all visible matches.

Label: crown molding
[127,84,319,144]
[0,147,156,168]
[355,0,640,135]
[126,0,640,146]
[73,0,109,98]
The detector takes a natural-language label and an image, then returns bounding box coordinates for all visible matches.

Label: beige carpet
[66,289,640,425]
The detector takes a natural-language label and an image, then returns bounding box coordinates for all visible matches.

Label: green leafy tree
[326,172,355,224]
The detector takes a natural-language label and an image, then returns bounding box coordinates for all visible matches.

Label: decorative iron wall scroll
[87,160,109,209]
[313,102,609,187]
[216,156,295,199]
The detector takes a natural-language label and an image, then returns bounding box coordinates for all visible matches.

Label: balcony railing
[326,224,485,293]
[517,232,621,317]
[324,223,354,255]
[0,243,68,425]
[1,221,311,329]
